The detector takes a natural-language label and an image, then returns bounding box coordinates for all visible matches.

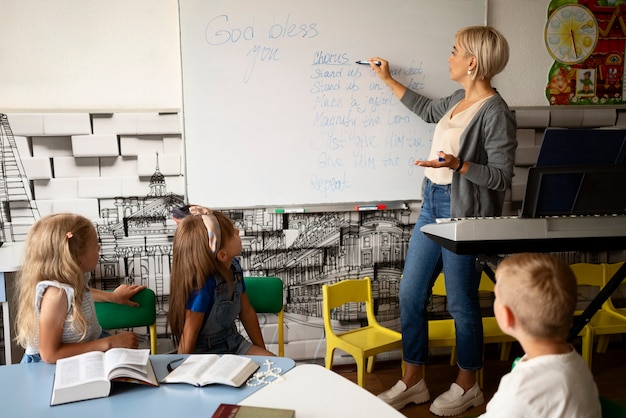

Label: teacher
[369,26,517,416]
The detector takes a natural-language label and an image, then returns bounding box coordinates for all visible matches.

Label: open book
[51,348,158,406]
[161,354,259,387]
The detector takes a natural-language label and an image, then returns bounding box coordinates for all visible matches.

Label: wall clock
[545,4,598,65]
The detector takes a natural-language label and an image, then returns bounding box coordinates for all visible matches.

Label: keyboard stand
[422,220,626,344]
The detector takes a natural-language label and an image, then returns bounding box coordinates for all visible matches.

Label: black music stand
[520,164,626,218]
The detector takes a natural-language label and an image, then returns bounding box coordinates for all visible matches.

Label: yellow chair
[570,263,626,370]
[243,276,285,357]
[592,262,626,354]
[600,261,626,319]
[322,277,402,387]
[94,287,158,354]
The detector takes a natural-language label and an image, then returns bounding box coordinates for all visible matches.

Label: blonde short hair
[456,26,509,81]
[495,253,577,340]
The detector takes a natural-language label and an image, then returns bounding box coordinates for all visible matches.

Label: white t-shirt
[480,348,601,418]
[425,96,491,185]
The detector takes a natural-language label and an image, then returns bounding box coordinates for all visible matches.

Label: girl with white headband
[168,206,274,356]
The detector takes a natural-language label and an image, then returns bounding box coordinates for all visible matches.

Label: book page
[162,354,220,385]
[103,348,150,376]
[55,351,106,388]
[201,355,258,386]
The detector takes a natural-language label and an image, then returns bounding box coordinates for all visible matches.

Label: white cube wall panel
[121,176,151,197]
[515,129,536,147]
[34,200,54,217]
[283,315,325,341]
[43,113,91,135]
[534,130,545,145]
[120,136,164,157]
[581,109,616,127]
[123,175,184,196]
[164,176,185,195]
[514,109,550,128]
[52,199,100,220]
[163,135,183,154]
[53,156,100,178]
[32,136,73,157]
[138,153,181,176]
[33,178,79,200]
[550,109,584,127]
[282,339,328,362]
[13,136,32,158]
[135,113,181,134]
[511,167,530,202]
[92,113,138,135]
[100,156,139,177]
[71,134,119,157]
[5,113,44,136]
[78,177,123,199]
[616,110,626,126]
[92,113,182,135]
[21,157,52,180]
[257,323,283,345]
[515,147,541,166]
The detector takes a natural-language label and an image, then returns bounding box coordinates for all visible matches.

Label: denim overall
[193,269,247,354]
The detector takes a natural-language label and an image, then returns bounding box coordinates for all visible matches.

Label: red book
[212,403,295,418]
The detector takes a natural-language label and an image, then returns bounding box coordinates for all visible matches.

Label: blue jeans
[400,178,483,371]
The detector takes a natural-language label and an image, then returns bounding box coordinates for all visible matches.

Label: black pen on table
[166,357,184,372]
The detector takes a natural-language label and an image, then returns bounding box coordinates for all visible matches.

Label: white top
[425,96,490,185]
[480,348,601,418]
[26,280,102,355]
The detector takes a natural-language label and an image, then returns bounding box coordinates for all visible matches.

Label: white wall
[0,0,181,111]
[0,0,556,111]
[490,0,553,107]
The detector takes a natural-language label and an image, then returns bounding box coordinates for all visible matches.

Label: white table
[0,242,24,365]
[240,364,405,417]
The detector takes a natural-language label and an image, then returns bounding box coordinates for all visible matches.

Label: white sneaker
[429,382,484,416]
[377,379,430,410]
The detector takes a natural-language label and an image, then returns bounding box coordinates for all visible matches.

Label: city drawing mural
[0,112,414,362]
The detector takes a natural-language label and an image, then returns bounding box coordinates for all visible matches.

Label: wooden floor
[330,339,626,417]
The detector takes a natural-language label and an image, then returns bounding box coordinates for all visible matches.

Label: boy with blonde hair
[481,253,601,417]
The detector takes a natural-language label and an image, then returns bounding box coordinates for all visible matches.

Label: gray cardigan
[401,88,517,218]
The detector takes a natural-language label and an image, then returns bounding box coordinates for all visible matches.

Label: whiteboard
[179,0,486,208]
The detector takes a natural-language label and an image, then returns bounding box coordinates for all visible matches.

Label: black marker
[355,60,381,66]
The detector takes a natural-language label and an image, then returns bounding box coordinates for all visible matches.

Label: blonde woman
[369,26,517,415]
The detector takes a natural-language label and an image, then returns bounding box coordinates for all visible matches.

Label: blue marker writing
[355,60,381,66]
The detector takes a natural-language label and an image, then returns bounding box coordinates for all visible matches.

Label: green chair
[600,396,626,418]
[94,287,158,354]
[243,276,285,357]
